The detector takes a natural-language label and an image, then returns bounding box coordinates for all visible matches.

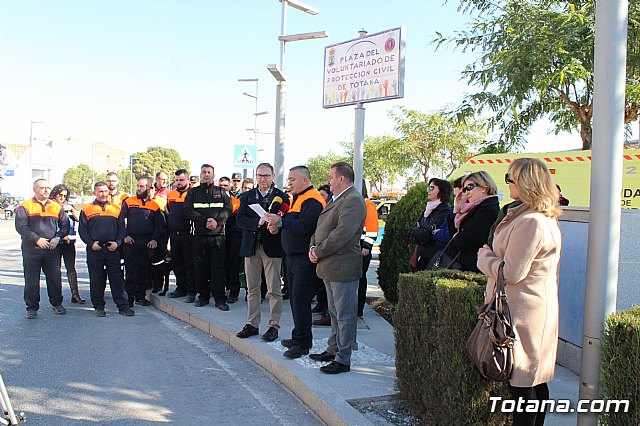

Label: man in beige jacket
[308,162,366,374]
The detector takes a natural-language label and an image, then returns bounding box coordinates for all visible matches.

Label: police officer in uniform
[79,181,134,317]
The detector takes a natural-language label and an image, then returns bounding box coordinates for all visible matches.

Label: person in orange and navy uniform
[264,166,325,358]
[15,179,70,319]
[120,177,165,307]
[79,181,134,317]
[105,171,129,207]
[359,184,379,318]
[220,175,243,304]
[166,169,195,300]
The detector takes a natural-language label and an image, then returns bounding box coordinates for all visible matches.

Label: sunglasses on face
[427,185,436,191]
[56,193,68,199]
[505,173,515,184]
[462,183,479,192]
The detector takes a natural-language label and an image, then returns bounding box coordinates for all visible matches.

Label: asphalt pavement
[0,220,322,425]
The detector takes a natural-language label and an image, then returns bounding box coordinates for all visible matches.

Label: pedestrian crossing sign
[233,145,258,169]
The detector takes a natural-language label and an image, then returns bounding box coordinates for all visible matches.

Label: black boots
[68,271,86,304]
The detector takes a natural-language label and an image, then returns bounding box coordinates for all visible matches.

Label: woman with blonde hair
[477,158,561,426]
[446,171,500,272]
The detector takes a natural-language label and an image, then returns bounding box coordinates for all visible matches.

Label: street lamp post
[129,156,138,194]
[28,121,45,192]
[239,78,270,178]
[269,0,327,189]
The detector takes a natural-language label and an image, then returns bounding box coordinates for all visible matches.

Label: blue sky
[0,0,582,177]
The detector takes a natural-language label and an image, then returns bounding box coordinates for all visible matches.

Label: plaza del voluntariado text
[325,49,396,89]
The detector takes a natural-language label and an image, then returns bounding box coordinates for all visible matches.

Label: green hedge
[600,305,640,425]
[378,182,429,304]
[394,270,509,425]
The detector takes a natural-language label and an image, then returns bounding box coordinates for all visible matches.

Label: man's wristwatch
[276,219,283,228]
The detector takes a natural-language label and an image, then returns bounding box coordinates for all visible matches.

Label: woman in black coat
[446,171,500,272]
[410,178,453,270]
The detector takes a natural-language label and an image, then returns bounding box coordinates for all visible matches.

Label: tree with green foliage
[306,151,346,188]
[63,164,93,195]
[337,135,409,192]
[437,0,640,150]
[130,146,189,180]
[389,107,486,181]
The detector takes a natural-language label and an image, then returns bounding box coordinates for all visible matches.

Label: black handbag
[467,262,516,382]
[426,234,462,271]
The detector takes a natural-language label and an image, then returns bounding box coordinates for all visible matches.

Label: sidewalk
[149,258,579,425]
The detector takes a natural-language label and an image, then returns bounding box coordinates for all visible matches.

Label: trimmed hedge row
[600,305,640,425]
[394,270,509,425]
[378,182,429,304]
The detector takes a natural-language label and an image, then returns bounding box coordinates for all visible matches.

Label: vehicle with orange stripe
[452,150,640,208]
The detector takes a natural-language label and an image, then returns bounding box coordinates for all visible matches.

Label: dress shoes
[52,305,67,315]
[194,298,210,307]
[261,327,278,342]
[71,294,86,304]
[215,301,230,311]
[309,351,335,362]
[313,314,331,326]
[169,290,188,298]
[184,294,196,303]
[280,339,294,349]
[135,297,151,306]
[119,307,135,316]
[311,303,324,314]
[25,310,37,319]
[320,360,350,374]
[283,346,309,359]
[227,296,238,304]
[95,308,107,317]
[236,324,259,338]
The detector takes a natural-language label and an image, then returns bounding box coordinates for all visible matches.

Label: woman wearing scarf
[446,171,499,272]
[409,178,453,270]
[477,158,562,426]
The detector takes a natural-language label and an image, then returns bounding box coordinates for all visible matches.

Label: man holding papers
[235,163,289,342]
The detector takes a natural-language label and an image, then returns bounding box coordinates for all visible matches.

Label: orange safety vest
[290,188,326,212]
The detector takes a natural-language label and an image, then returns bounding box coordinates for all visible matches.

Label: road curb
[150,294,355,426]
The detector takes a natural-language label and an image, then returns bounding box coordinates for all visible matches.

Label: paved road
[0,219,322,425]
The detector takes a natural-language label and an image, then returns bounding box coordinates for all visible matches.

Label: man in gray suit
[308,162,366,374]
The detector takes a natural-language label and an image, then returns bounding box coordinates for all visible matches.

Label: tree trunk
[580,119,593,150]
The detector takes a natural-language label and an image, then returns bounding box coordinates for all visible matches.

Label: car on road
[372,199,398,246]
[68,195,83,205]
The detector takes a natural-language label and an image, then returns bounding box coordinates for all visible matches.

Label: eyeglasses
[55,193,68,199]
[504,173,515,184]
[427,185,436,191]
[462,183,479,192]
[256,174,272,179]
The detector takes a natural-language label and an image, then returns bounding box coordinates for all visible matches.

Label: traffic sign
[233,145,258,169]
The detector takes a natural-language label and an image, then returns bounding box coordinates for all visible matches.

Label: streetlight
[239,78,270,178]
[28,121,45,189]
[269,0,327,188]
[129,156,138,194]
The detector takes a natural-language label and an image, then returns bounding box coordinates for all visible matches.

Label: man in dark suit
[309,162,366,374]
[235,163,289,342]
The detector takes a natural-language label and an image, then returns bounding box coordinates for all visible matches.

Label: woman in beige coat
[477,158,562,426]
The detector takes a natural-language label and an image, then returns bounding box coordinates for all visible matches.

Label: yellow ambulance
[451,149,640,208]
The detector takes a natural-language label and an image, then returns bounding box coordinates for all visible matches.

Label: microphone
[277,203,290,217]
[268,196,283,214]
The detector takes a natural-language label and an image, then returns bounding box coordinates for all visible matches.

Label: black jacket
[183,183,232,236]
[412,202,451,269]
[446,196,500,273]
[236,186,289,258]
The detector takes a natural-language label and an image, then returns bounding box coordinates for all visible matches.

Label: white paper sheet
[249,203,267,218]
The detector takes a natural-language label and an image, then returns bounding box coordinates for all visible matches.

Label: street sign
[233,145,258,169]
[323,27,406,108]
